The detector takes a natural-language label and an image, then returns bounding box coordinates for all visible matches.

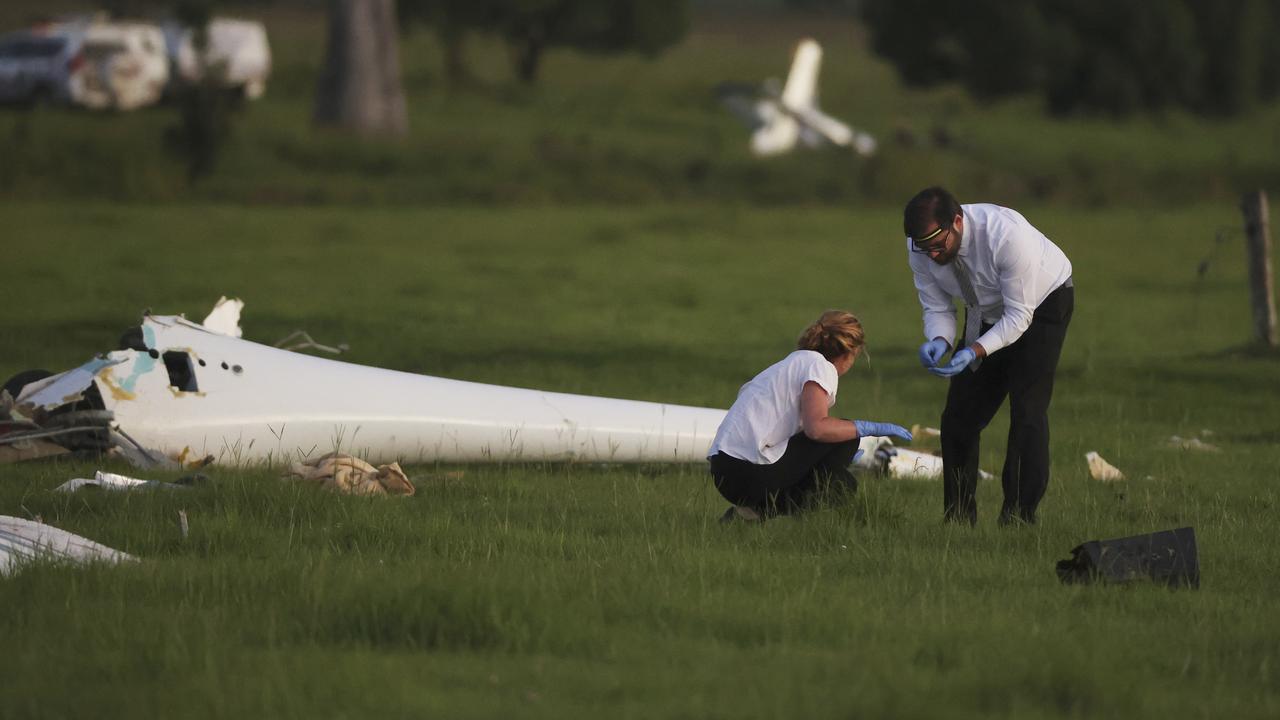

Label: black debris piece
[1056,527,1199,589]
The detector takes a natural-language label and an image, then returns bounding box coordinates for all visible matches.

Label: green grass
[1,202,1278,718]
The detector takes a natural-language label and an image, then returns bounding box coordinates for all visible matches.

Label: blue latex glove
[918,338,950,368]
[854,420,913,443]
[929,347,977,377]
[850,448,865,466]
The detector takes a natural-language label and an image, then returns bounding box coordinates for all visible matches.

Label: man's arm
[973,226,1039,356]
[910,256,957,346]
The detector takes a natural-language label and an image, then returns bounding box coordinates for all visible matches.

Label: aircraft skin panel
[94,316,728,465]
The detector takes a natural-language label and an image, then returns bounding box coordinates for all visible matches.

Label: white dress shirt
[908,203,1072,355]
[708,350,838,464]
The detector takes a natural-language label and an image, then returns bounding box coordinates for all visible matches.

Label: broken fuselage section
[6,314,729,467]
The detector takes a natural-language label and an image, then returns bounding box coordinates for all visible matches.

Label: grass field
[2,202,1278,718]
[2,1,1279,717]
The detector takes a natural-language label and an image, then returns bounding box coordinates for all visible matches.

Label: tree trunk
[509,28,545,85]
[440,28,471,88]
[313,0,408,137]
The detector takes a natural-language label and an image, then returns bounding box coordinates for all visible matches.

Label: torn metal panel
[201,296,244,337]
[0,516,137,576]
[14,357,122,413]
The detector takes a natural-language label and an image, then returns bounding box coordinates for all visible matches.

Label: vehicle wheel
[3,369,52,400]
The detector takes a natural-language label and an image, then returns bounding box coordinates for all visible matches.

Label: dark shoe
[999,510,1037,527]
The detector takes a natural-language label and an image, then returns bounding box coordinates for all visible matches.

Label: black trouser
[941,283,1074,525]
[709,433,860,516]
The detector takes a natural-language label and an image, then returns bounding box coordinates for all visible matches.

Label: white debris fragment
[1085,451,1125,482]
[1167,436,1221,452]
[282,452,415,496]
[855,430,896,471]
[887,447,945,479]
[55,470,185,493]
[854,437,992,480]
[201,296,244,337]
[0,516,138,576]
[910,424,941,439]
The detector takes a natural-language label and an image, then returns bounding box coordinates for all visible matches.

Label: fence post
[1240,190,1278,347]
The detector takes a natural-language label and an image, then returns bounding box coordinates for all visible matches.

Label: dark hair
[904,186,962,239]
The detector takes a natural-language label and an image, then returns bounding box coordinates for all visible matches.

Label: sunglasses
[908,224,952,254]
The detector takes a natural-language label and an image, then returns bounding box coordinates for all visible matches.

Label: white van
[68,22,169,110]
[163,18,271,100]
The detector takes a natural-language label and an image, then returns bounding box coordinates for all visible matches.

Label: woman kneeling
[708,310,912,521]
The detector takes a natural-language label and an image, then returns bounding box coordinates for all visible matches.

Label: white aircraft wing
[780,38,821,111]
[791,105,853,147]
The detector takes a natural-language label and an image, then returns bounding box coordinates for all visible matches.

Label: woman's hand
[852,420,913,443]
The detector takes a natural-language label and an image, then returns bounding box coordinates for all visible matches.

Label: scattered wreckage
[1,312,727,469]
[717,38,877,158]
[0,515,136,577]
[1,306,954,479]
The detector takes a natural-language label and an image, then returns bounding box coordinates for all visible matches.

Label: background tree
[861,0,1279,117]
[99,0,237,180]
[399,0,502,88]
[164,0,239,181]
[401,0,689,86]
[500,0,689,84]
[313,0,408,137]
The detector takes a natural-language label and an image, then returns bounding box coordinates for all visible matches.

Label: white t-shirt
[708,350,839,465]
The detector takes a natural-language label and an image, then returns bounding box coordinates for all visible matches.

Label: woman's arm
[800,381,858,443]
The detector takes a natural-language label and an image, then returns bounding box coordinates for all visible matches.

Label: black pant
[941,284,1074,525]
[709,433,860,516]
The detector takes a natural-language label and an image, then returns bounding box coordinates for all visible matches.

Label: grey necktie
[952,259,983,368]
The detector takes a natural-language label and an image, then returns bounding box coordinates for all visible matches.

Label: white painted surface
[0,516,136,576]
[94,316,727,465]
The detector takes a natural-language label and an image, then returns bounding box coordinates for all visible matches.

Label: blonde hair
[797,310,865,362]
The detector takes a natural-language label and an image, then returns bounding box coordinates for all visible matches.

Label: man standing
[903,187,1074,525]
